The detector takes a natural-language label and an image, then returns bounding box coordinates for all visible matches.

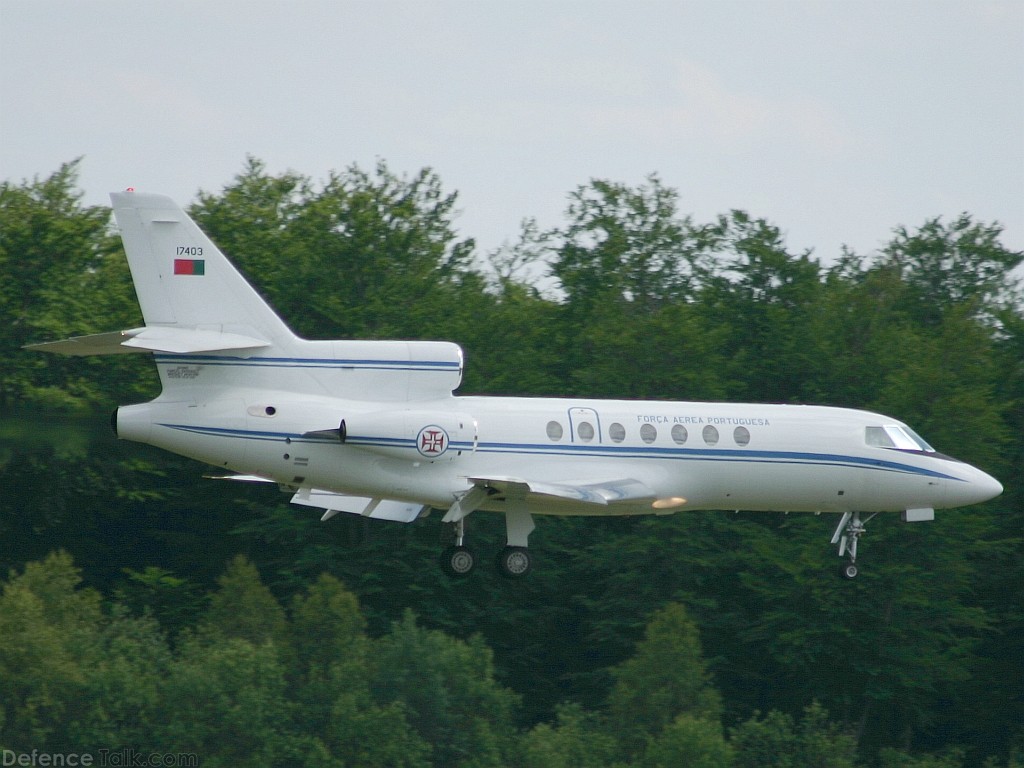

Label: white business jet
[29,192,1003,579]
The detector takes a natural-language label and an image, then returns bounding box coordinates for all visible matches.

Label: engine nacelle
[341,410,476,462]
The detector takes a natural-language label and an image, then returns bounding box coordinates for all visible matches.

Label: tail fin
[110,191,296,348]
[29,191,464,402]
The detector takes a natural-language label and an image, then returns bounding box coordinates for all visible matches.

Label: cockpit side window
[865,426,896,448]
[901,426,935,452]
[866,425,935,452]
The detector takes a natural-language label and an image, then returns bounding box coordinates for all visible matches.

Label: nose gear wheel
[830,511,879,579]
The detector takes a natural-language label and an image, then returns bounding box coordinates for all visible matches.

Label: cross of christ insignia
[417,426,448,457]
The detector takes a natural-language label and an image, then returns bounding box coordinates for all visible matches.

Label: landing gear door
[568,407,602,445]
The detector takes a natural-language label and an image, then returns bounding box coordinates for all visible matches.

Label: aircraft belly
[689,459,945,513]
[680,460,865,513]
[263,447,465,508]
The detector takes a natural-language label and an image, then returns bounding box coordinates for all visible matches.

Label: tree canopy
[1,160,1020,767]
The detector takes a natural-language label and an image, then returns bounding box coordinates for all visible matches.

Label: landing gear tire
[441,545,475,578]
[496,546,531,579]
[840,561,859,580]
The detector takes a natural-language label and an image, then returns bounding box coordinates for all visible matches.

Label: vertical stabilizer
[110,191,296,348]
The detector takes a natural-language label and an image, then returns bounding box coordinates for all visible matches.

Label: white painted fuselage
[113,347,1000,520]
[33,191,1002,577]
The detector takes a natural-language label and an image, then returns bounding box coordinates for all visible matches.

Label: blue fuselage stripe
[153,355,460,372]
[155,423,961,481]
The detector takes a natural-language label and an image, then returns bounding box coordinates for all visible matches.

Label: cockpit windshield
[865,425,935,452]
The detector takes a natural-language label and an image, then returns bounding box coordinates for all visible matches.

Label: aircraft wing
[290,488,427,523]
[467,475,657,505]
[440,475,657,524]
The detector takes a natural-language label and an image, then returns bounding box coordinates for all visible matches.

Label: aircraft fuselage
[115,386,998,519]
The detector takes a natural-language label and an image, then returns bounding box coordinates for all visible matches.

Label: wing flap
[290,488,426,523]
[467,476,657,506]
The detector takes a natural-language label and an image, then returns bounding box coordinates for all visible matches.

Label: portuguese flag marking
[174,259,205,276]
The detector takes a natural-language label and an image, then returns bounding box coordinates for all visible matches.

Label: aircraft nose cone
[977,471,1004,503]
[950,467,1003,507]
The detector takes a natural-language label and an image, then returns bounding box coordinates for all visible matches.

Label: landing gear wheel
[840,561,859,580]
[441,545,475,578]
[496,546,531,579]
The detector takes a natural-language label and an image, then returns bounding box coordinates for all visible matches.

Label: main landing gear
[440,494,535,579]
[830,511,879,579]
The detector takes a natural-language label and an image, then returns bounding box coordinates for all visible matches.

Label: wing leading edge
[207,472,657,525]
[442,475,657,523]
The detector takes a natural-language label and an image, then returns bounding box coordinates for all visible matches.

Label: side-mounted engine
[310,410,477,462]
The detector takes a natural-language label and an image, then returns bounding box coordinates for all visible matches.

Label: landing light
[652,497,687,510]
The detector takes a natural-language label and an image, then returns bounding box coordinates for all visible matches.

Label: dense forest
[0,159,1020,767]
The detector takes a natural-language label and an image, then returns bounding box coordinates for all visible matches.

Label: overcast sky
[2,0,1022,267]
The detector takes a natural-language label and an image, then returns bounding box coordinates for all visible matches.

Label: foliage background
[0,160,1020,767]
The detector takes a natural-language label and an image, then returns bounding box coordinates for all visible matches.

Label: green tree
[545,177,730,400]
[0,552,92,748]
[696,210,824,402]
[0,552,172,752]
[372,610,520,768]
[152,633,301,766]
[878,214,1022,327]
[606,602,722,754]
[729,702,858,768]
[637,714,732,768]
[517,703,619,768]
[289,572,367,676]
[0,161,147,411]
[192,158,477,341]
[64,603,171,750]
[321,690,431,768]
[550,175,708,312]
[114,566,207,637]
[878,747,966,768]
[285,571,415,765]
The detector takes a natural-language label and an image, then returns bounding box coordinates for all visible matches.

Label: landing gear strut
[440,515,475,578]
[830,511,878,579]
[497,501,534,579]
[439,490,535,579]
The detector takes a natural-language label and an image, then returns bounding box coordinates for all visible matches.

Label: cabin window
[734,426,750,446]
[609,422,626,443]
[703,425,719,446]
[640,423,657,444]
[577,421,595,442]
[546,421,564,441]
[671,424,688,445]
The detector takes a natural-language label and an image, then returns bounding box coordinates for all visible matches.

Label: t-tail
[110,191,298,352]
[27,191,464,402]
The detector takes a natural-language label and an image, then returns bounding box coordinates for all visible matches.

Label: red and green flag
[174,259,205,275]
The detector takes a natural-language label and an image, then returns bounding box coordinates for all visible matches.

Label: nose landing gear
[831,511,879,579]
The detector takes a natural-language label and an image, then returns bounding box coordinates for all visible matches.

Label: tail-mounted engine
[309,410,477,462]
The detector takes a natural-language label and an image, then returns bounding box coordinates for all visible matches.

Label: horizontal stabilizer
[290,488,426,523]
[26,326,271,356]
